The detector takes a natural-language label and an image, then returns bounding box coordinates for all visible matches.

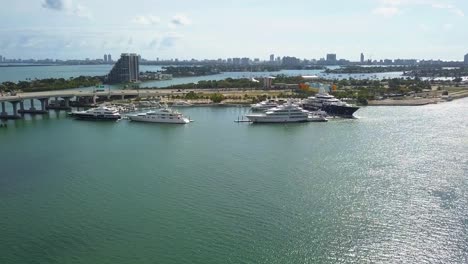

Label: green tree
[210,93,225,103]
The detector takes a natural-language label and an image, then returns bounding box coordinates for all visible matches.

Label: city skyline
[1,0,467,60]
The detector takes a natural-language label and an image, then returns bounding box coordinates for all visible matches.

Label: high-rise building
[465,53,468,64]
[0,55,3,62]
[241,57,250,65]
[107,53,140,84]
[270,54,274,62]
[326,54,337,62]
[360,53,365,63]
[282,56,301,66]
[104,54,108,62]
[108,54,112,62]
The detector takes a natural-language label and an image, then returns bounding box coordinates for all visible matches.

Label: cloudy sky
[0,0,467,61]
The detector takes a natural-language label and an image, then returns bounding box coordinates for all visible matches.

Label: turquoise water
[0,65,404,88]
[0,100,467,263]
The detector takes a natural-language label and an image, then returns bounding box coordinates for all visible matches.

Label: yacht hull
[322,105,359,118]
[73,114,121,121]
[303,105,359,118]
[128,116,190,124]
[246,116,309,123]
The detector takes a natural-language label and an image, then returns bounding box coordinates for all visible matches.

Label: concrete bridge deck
[0,89,165,102]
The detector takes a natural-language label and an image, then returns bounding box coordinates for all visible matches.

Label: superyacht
[250,99,280,111]
[128,106,191,124]
[302,92,359,118]
[71,106,121,120]
[246,101,324,123]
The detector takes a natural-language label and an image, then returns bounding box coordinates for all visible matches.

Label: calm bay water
[0,65,404,88]
[0,99,467,263]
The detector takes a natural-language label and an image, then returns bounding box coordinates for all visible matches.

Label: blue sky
[0,0,467,61]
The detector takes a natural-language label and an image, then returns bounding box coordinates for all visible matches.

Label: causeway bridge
[0,89,168,119]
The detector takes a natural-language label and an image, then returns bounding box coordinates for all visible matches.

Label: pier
[0,90,163,119]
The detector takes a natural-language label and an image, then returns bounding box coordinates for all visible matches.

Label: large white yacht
[250,99,279,111]
[71,106,121,120]
[128,106,191,124]
[246,101,319,123]
[302,92,359,118]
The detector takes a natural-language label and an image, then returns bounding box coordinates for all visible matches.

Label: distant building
[282,56,301,66]
[233,58,241,65]
[108,54,112,62]
[384,59,393,65]
[360,53,365,63]
[241,57,250,65]
[0,55,3,62]
[394,59,417,65]
[107,53,140,84]
[326,54,337,63]
[270,54,275,62]
[465,53,468,64]
[104,54,108,62]
[263,77,274,89]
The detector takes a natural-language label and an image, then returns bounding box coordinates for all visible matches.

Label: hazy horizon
[1,0,467,61]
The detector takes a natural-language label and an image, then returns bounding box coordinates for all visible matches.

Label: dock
[0,90,164,120]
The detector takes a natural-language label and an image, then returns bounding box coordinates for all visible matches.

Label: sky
[0,0,467,61]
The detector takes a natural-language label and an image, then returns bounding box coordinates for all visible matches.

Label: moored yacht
[302,92,359,118]
[251,99,279,111]
[128,106,190,124]
[246,101,313,123]
[71,106,121,120]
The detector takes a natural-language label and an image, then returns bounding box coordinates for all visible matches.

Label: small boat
[308,111,328,122]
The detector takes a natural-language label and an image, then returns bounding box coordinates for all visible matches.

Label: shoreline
[368,90,468,106]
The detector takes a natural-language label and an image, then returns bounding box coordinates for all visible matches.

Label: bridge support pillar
[93,95,97,105]
[19,101,25,111]
[39,98,48,111]
[63,97,70,108]
[11,101,19,117]
[1,102,6,117]
[121,94,125,100]
[30,99,36,111]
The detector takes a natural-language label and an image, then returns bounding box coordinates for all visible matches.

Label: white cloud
[148,32,183,50]
[132,15,161,25]
[374,0,465,17]
[432,3,464,17]
[42,0,91,18]
[73,4,91,18]
[419,23,430,32]
[171,14,191,26]
[373,7,400,17]
[149,38,159,48]
[42,0,72,10]
[443,23,454,30]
